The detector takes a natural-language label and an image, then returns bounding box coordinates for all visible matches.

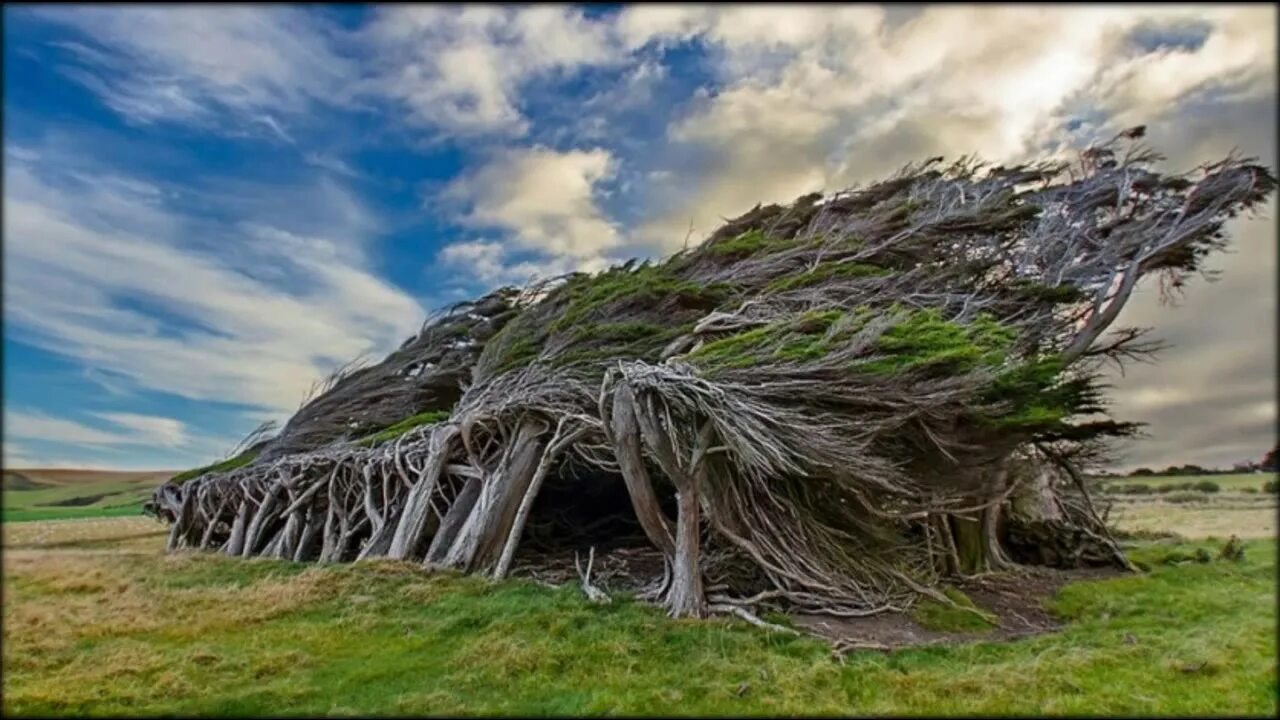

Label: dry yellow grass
[1109,497,1277,539]
[3,516,167,550]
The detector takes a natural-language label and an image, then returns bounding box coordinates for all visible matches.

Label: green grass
[2,475,157,523]
[912,587,997,633]
[2,503,146,523]
[3,532,1274,716]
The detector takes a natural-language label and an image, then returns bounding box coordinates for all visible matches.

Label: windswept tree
[149,131,1275,621]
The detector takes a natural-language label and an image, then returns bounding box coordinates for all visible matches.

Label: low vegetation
[2,518,1274,716]
[2,470,173,523]
[170,451,259,485]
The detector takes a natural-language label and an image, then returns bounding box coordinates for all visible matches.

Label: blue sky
[3,5,1276,471]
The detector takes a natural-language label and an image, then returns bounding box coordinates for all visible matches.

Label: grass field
[2,469,174,522]
[1102,472,1276,492]
[1,471,1276,716]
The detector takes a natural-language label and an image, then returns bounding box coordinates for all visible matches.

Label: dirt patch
[793,566,1126,652]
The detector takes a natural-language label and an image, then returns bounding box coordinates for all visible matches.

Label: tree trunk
[388,427,457,560]
[950,514,987,575]
[425,475,482,566]
[665,484,705,618]
[610,385,677,556]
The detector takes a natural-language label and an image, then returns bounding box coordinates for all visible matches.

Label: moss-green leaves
[764,262,891,293]
[171,450,259,485]
[855,308,1015,376]
[354,410,452,447]
[688,309,871,372]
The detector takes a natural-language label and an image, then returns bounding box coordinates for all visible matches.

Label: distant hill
[3,468,178,522]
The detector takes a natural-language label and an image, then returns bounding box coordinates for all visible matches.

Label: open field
[2,480,1275,716]
[1100,472,1276,492]
[1107,494,1277,539]
[2,469,175,522]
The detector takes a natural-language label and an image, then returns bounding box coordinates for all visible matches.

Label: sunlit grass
[2,518,1274,716]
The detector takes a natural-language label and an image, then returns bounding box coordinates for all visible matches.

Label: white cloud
[91,413,190,448]
[620,5,1277,251]
[7,410,149,446]
[363,5,622,137]
[435,240,609,289]
[303,152,363,179]
[445,146,620,259]
[434,146,622,287]
[5,409,192,449]
[29,6,354,134]
[2,146,423,416]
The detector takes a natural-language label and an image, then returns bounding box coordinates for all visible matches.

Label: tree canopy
[149,130,1275,621]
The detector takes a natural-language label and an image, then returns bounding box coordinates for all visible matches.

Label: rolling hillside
[2,469,176,522]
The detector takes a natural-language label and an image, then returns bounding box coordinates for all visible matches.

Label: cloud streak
[3,145,423,416]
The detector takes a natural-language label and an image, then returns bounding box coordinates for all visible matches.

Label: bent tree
[149,132,1275,620]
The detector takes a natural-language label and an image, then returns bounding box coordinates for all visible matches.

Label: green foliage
[688,309,872,372]
[553,322,694,369]
[704,228,807,259]
[764,262,891,293]
[355,410,452,447]
[976,357,1100,432]
[1264,479,1278,494]
[1191,480,1220,494]
[550,263,730,333]
[483,313,545,376]
[912,587,997,633]
[483,263,732,377]
[857,309,1015,376]
[171,450,259,485]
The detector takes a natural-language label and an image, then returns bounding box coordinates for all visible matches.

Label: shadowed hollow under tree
[148,130,1275,624]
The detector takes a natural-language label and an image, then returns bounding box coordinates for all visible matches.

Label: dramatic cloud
[5,4,1274,470]
[624,5,1277,250]
[363,5,621,137]
[2,147,423,415]
[435,146,621,287]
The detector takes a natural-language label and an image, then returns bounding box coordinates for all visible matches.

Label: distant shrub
[1155,483,1177,494]
[1164,491,1207,504]
[1192,480,1220,494]
[1241,487,1258,494]
[1218,536,1245,563]
[1264,479,1278,494]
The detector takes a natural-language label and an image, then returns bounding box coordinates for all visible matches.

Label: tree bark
[424,475,482,566]
[665,483,705,618]
[224,499,251,556]
[444,420,547,572]
[610,385,677,556]
[388,426,457,560]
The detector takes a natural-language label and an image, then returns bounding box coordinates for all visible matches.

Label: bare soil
[795,565,1126,651]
